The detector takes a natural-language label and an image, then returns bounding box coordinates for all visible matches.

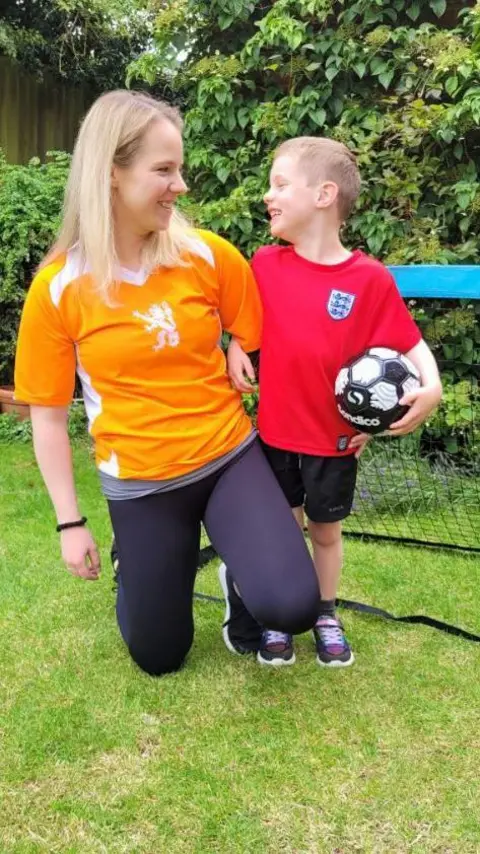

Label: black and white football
[335,347,421,435]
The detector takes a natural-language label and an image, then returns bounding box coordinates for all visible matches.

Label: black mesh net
[344,298,480,552]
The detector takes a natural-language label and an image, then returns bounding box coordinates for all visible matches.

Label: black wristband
[56,516,87,533]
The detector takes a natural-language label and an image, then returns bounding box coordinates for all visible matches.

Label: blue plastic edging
[389,265,480,299]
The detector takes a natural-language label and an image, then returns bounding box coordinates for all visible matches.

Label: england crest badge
[327,289,356,320]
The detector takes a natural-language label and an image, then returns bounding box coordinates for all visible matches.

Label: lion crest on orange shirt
[133,303,180,351]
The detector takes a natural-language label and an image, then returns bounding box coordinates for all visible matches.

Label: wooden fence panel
[0,56,92,163]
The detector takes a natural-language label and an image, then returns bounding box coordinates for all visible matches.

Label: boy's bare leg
[291,511,342,601]
[307,519,342,602]
[306,518,354,666]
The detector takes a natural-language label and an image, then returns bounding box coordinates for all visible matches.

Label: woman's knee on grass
[127,628,194,677]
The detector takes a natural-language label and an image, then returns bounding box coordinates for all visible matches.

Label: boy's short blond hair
[274,136,361,221]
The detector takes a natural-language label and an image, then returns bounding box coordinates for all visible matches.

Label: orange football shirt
[14,229,262,480]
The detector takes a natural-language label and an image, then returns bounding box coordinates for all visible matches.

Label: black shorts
[260,441,358,524]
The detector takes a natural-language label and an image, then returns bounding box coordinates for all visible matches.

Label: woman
[15,90,320,675]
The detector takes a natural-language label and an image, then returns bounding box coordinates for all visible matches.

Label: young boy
[220,136,442,667]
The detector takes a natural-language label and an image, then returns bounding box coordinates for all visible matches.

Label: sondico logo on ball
[337,406,381,428]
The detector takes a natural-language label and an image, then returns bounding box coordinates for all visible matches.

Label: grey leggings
[108,441,319,675]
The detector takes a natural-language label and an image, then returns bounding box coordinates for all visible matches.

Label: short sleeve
[369,269,422,353]
[14,271,76,406]
[197,231,262,352]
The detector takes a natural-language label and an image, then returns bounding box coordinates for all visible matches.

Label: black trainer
[257,630,296,667]
[218,563,263,655]
[313,615,354,667]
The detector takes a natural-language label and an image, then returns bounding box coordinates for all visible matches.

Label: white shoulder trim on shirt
[184,234,215,269]
[49,247,86,308]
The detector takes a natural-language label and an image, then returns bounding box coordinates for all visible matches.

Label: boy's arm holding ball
[389,339,442,435]
[227,337,442,448]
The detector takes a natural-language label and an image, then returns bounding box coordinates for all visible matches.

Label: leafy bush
[412,298,480,458]
[0,0,152,91]
[129,0,480,265]
[0,413,33,443]
[0,150,70,384]
[0,401,89,443]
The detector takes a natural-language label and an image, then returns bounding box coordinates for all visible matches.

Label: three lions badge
[327,290,356,320]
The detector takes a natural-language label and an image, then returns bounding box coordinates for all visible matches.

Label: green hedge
[0,150,70,385]
[128,0,480,267]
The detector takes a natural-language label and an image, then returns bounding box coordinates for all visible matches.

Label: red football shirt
[252,245,422,456]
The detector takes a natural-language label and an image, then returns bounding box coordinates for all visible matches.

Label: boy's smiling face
[264,154,338,243]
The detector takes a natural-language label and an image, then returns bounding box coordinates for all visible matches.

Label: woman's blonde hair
[45,90,192,301]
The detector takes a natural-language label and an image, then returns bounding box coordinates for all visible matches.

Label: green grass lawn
[1,442,479,853]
